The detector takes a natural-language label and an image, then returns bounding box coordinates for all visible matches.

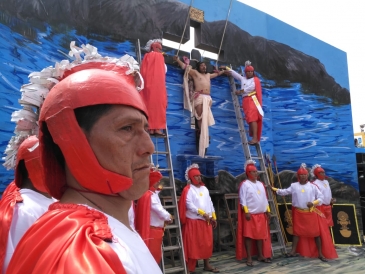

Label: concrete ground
[191,246,365,274]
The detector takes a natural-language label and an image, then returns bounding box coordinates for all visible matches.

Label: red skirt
[292,207,320,237]
[242,96,262,141]
[182,218,213,260]
[243,96,260,123]
[293,207,338,259]
[242,213,268,240]
[317,205,334,227]
[236,211,272,260]
[149,226,164,263]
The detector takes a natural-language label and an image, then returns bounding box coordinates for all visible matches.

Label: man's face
[248,170,258,180]
[245,70,254,79]
[193,175,202,182]
[318,171,325,179]
[84,105,154,200]
[199,63,207,73]
[298,173,308,184]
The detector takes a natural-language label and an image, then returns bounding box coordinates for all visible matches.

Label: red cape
[236,181,271,260]
[0,182,22,271]
[254,77,262,106]
[140,52,167,129]
[1,182,19,200]
[178,184,191,225]
[6,203,127,274]
[254,76,263,141]
[135,190,153,247]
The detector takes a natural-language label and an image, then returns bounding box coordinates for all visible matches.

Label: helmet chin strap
[191,179,201,186]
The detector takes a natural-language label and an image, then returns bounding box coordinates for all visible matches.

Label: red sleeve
[6,203,126,274]
[178,185,190,225]
[135,191,152,247]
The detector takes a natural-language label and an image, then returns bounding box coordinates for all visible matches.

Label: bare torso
[191,72,211,95]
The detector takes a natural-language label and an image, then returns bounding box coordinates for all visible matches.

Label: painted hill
[0,0,350,104]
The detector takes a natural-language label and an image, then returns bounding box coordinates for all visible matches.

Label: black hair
[74,104,113,133]
[196,61,206,74]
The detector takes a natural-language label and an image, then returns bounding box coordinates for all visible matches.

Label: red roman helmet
[244,160,257,180]
[144,39,163,53]
[185,163,202,186]
[149,165,163,188]
[14,136,47,192]
[311,164,326,180]
[297,163,309,180]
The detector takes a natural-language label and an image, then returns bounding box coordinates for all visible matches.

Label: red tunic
[242,77,263,141]
[6,203,127,274]
[236,182,271,260]
[135,190,164,263]
[0,182,22,271]
[140,52,167,130]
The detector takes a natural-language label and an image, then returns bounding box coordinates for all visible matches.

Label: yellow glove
[313,200,320,206]
[197,208,206,216]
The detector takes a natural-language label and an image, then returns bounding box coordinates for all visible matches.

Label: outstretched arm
[273,185,293,196]
[210,69,226,79]
[173,56,197,77]
[227,69,244,81]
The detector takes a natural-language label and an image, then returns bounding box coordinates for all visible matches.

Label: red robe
[135,190,164,263]
[0,182,22,271]
[140,52,167,130]
[242,77,263,141]
[6,203,127,274]
[236,181,271,260]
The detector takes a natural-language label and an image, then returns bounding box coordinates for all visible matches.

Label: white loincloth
[193,94,215,157]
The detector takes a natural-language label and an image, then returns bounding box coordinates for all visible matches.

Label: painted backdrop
[0,0,357,193]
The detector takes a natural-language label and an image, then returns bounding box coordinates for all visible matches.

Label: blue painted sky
[178,0,349,89]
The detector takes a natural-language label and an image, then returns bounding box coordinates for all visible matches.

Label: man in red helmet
[135,167,172,263]
[224,61,263,145]
[236,160,272,267]
[272,163,337,261]
[178,164,219,273]
[311,164,335,227]
[7,47,162,273]
[0,136,53,273]
[140,39,167,136]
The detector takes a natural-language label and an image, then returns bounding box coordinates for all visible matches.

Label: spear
[272,155,292,226]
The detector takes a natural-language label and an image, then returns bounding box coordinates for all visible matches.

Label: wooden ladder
[150,128,187,274]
